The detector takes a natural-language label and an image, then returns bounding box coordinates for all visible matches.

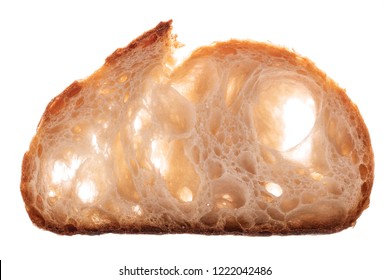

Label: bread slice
[21,20,374,235]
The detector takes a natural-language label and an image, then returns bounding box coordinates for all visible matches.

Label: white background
[1,0,389,279]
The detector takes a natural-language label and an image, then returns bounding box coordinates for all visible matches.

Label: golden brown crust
[21,151,45,229]
[105,20,172,65]
[21,20,374,235]
[28,220,354,236]
[37,81,83,129]
[322,80,374,227]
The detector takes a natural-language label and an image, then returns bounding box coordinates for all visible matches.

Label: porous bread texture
[21,20,374,235]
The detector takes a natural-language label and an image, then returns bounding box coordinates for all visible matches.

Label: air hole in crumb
[310,171,323,181]
[133,115,143,132]
[200,212,218,226]
[237,214,255,229]
[302,192,316,204]
[77,179,97,203]
[51,156,81,184]
[131,204,142,215]
[118,75,128,83]
[209,110,222,135]
[253,79,317,151]
[361,182,368,193]
[261,149,276,164]
[150,140,167,174]
[179,186,193,202]
[325,181,342,195]
[123,91,130,103]
[162,140,200,203]
[191,146,200,164]
[238,151,257,174]
[341,134,354,156]
[71,124,82,134]
[99,87,112,95]
[359,164,368,180]
[265,182,283,197]
[213,176,246,209]
[48,190,56,198]
[75,97,84,108]
[326,117,354,156]
[207,159,224,179]
[267,207,285,221]
[214,146,222,156]
[224,216,242,232]
[225,77,241,107]
[280,197,299,212]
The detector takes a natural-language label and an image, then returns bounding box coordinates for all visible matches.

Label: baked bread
[21,20,374,235]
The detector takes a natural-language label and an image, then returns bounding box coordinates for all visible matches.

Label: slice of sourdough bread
[21,20,374,235]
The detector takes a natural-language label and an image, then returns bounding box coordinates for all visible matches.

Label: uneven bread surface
[21,21,374,235]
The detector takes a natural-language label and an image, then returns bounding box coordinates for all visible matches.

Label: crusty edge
[31,221,354,236]
[336,87,374,227]
[105,20,173,65]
